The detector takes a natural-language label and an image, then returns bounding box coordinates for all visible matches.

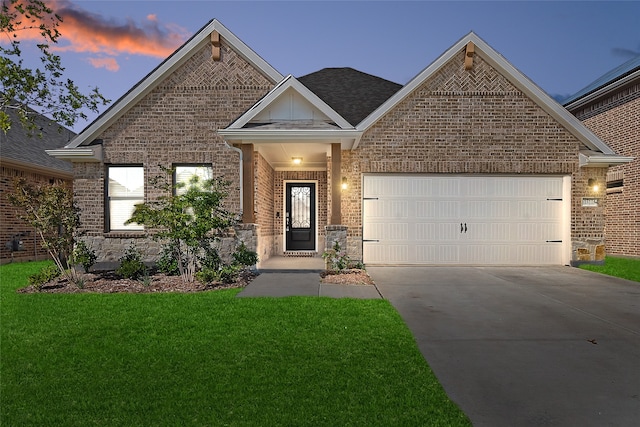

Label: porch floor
[257,255,325,272]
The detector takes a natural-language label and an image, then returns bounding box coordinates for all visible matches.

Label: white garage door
[363,175,570,265]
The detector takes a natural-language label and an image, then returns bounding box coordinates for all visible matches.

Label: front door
[285,182,316,251]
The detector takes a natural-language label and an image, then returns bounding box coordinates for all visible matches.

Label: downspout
[224,141,243,215]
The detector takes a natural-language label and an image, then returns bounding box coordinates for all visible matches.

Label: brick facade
[74,40,275,261]
[0,165,72,263]
[341,52,600,262]
[570,87,639,257]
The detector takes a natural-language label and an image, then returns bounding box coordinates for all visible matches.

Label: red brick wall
[342,51,593,261]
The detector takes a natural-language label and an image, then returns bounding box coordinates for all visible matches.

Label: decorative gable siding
[342,51,598,261]
[77,39,275,261]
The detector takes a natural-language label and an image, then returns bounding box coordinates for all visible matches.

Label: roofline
[579,153,635,167]
[227,75,354,130]
[356,31,617,155]
[0,157,73,179]
[218,128,362,149]
[46,146,103,162]
[66,19,284,148]
[564,68,640,111]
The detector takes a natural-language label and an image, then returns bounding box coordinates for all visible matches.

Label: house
[1,108,75,263]
[563,56,639,258]
[48,19,632,267]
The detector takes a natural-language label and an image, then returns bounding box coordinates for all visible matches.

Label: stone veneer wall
[571,86,639,258]
[73,40,275,262]
[273,170,328,254]
[341,51,602,263]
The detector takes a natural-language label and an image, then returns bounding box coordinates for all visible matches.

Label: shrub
[28,264,61,289]
[72,240,97,273]
[322,241,350,272]
[156,243,181,276]
[116,245,147,280]
[232,242,258,268]
[195,264,242,285]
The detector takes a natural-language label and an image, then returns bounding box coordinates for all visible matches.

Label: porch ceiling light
[588,178,600,192]
[292,157,303,165]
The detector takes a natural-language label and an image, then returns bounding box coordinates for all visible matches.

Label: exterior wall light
[341,177,348,190]
[588,178,600,192]
[292,157,302,165]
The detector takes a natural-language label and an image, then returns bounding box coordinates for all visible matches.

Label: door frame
[283,180,318,252]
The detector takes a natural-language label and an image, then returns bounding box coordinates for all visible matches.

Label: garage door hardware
[546,198,563,201]
[460,223,467,233]
[363,197,379,200]
[546,240,563,243]
[363,239,380,243]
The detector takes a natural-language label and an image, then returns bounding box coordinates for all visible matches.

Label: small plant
[28,264,61,290]
[140,270,152,287]
[72,240,97,273]
[116,244,147,280]
[195,264,242,285]
[156,242,181,276]
[322,241,351,272]
[232,242,258,268]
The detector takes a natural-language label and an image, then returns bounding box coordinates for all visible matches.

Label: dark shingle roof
[0,107,75,173]
[298,68,402,126]
[563,55,640,105]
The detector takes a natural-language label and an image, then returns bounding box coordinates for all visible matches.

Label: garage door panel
[363,175,567,265]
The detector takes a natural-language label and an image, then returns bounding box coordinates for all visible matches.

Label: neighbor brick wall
[571,90,639,257]
[342,51,592,261]
[74,40,275,261]
[1,165,72,263]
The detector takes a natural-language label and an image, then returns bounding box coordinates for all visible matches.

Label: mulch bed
[319,269,375,285]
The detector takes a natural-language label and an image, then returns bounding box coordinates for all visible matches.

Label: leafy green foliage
[232,241,259,267]
[156,242,181,276]
[116,244,147,280]
[71,240,96,273]
[127,168,237,283]
[0,0,109,134]
[7,178,81,283]
[27,263,59,289]
[322,241,353,271]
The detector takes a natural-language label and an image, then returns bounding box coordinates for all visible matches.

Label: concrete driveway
[368,266,640,427]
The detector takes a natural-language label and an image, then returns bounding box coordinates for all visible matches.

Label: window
[174,165,213,195]
[107,166,144,231]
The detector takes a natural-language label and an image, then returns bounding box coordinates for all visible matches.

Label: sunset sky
[12,0,640,132]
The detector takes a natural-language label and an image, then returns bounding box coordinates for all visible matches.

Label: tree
[0,0,109,134]
[7,178,81,283]
[126,169,239,284]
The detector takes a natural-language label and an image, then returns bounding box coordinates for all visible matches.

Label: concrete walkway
[236,256,382,299]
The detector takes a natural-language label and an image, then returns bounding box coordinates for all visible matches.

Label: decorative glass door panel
[286,183,316,251]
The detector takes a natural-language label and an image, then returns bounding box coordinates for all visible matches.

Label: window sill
[104,231,146,239]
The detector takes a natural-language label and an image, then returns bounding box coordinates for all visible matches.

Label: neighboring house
[563,56,640,258]
[48,19,632,267]
[0,108,75,263]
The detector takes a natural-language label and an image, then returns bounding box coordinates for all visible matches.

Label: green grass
[0,261,469,426]
[579,256,640,282]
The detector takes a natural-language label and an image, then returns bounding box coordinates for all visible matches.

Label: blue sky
[20,1,640,132]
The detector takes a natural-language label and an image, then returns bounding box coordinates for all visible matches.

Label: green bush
[28,264,61,289]
[156,243,181,276]
[116,245,147,280]
[72,240,97,273]
[195,264,242,285]
[232,242,258,267]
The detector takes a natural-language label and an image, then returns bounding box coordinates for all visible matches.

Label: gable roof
[563,54,640,109]
[298,68,402,126]
[62,19,283,150]
[1,107,74,177]
[356,31,626,163]
[226,74,353,130]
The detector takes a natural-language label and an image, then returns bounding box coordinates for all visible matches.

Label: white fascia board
[228,75,353,129]
[579,153,634,167]
[67,19,284,149]
[564,69,640,111]
[218,128,361,140]
[46,146,103,162]
[357,31,617,156]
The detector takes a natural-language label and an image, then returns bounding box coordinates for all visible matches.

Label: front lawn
[0,261,469,426]
[579,256,640,282]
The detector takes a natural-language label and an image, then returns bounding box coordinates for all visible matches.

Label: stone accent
[325,225,348,253]
[572,240,607,264]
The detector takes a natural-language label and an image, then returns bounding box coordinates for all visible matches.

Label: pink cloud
[88,57,120,72]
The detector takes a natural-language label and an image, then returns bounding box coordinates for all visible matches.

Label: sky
[11,0,640,132]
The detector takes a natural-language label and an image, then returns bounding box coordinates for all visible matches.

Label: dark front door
[286,183,316,251]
